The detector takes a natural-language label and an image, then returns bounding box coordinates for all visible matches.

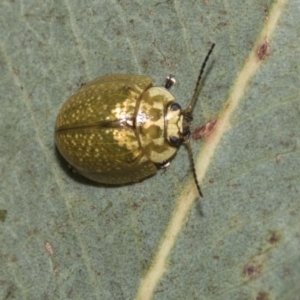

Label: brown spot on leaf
[191,119,217,140]
[257,39,270,61]
[243,264,261,278]
[0,210,7,222]
[268,231,281,244]
[256,291,269,300]
[141,60,149,69]
[45,242,54,256]
[275,154,282,163]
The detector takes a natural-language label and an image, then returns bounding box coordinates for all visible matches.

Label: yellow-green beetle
[55,44,215,197]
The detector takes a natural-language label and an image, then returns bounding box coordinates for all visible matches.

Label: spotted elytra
[55,43,215,197]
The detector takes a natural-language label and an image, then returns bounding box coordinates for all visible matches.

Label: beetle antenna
[185,43,215,113]
[184,136,203,198]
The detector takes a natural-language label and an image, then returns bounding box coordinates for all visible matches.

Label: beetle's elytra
[55,44,215,197]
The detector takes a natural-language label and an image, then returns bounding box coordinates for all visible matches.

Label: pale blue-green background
[1,1,299,299]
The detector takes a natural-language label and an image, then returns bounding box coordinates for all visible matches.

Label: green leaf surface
[1,1,299,299]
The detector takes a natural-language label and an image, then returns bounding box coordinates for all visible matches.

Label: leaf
[0,0,299,299]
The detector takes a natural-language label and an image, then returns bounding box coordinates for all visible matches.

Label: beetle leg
[164,75,176,90]
[160,160,170,173]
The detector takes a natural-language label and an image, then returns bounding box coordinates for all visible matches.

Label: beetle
[55,44,215,197]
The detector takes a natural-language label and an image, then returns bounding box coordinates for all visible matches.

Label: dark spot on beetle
[148,107,162,121]
[209,178,214,184]
[213,255,219,260]
[192,119,217,140]
[149,141,170,155]
[257,39,270,61]
[129,19,134,24]
[243,264,261,278]
[256,291,269,300]
[0,210,7,222]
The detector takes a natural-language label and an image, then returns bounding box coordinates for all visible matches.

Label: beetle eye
[169,136,181,147]
[170,103,181,111]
